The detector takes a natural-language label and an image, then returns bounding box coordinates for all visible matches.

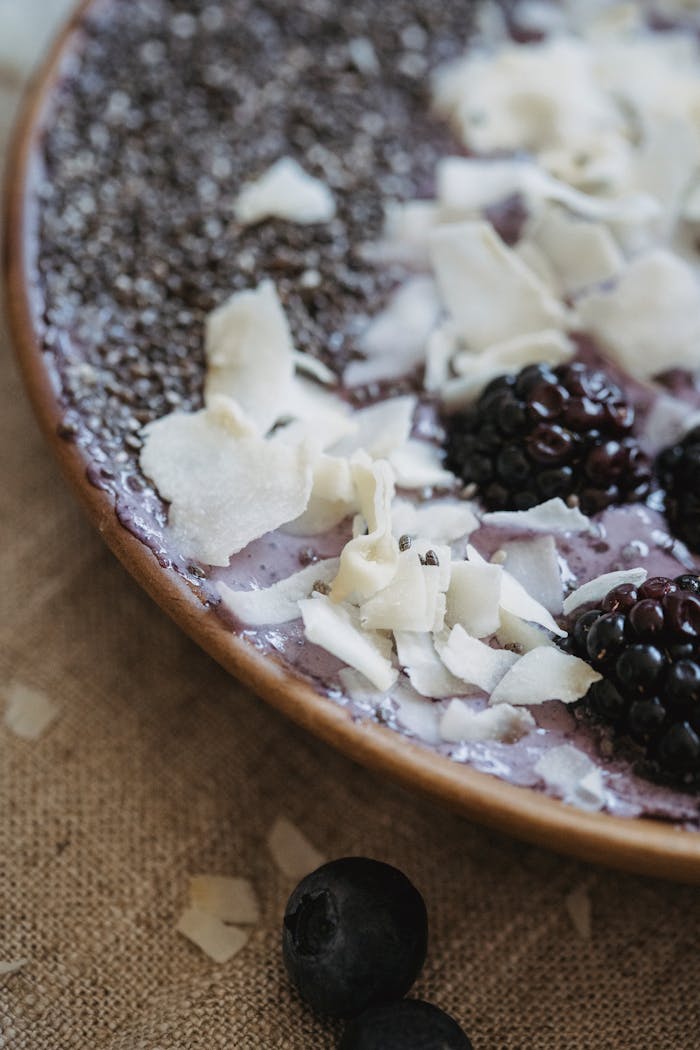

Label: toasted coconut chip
[481,497,591,534]
[394,630,473,699]
[389,440,456,490]
[437,625,519,692]
[430,222,568,353]
[531,205,623,296]
[233,157,335,226]
[4,682,59,741]
[300,595,397,692]
[140,397,314,566]
[205,281,295,433]
[219,559,340,626]
[267,817,326,879]
[496,609,556,654]
[501,536,563,616]
[332,397,416,460]
[360,551,444,633]
[578,251,700,378]
[189,876,260,925]
[440,699,535,744]
[443,329,574,408]
[446,560,503,638]
[344,277,441,387]
[176,908,250,964]
[534,744,606,812]
[391,499,479,545]
[565,884,593,941]
[330,456,399,604]
[562,567,648,616]
[467,544,566,636]
[490,647,601,706]
[0,959,28,976]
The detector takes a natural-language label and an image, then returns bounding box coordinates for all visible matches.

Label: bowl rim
[5,0,700,883]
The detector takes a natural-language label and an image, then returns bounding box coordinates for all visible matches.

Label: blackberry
[569,574,700,783]
[444,363,652,516]
[657,426,700,552]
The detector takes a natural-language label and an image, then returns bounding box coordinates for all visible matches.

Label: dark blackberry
[569,575,700,785]
[657,427,700,552]
[444,363,652,516]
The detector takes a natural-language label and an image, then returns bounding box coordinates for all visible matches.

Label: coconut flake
[500,536,563,615]
[496,609,556,653]
[578,251,700,379]
[490,647,601,706]
[3,682,59,741]
[332,397,416,460]
[424,323,459,392]
[389,440,455,490]
[380,200,442,268]
[360,551,444,633]
[344,277,441,386]
[176,908,250,964]
[0,959,28,976]
[531,205,623,295]
[394,689,443,744]
[535,745,606,812]
[300,595,398,692]
[565,884,593,941]
[394,630,472,699]
[482,497,591,534]
[440,699,535,743]
[218,559,340,626]
[446,560,503,638]
[204,281,295,432]
[466,544,566,636]
[330,456,399,604]
[293,351,337,385]
[189,876,260,925]
[430,222,568,353]
[437,625,519,691]
[233,157,335,226]
[140,398,314,566]
[267,817,326,879]
[562,567,648,616]
[391,499,479,545]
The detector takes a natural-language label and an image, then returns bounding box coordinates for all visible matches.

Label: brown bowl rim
[5,0,700,883]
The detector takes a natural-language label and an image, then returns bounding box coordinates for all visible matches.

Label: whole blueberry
[339,1000,473,1050]
[282,858,428,1018]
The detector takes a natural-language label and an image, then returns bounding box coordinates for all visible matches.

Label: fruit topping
[339,999,473,1050]
[569,574,700,781]
[444,362,652,516]
[657,425,700,553]
[282,857,428,1018]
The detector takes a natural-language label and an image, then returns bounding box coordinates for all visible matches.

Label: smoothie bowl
[7,0,700,879]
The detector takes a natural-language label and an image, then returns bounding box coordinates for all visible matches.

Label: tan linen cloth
[2,8,700,1049]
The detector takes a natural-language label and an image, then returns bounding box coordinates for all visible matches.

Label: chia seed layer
[22,0,700,824]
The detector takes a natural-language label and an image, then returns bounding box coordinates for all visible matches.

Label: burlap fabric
[3,8,700,1049]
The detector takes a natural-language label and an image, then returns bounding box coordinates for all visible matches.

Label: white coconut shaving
[3,681,59,741]
[466,544,566,637]
[189,876,260,925]
[233,157,335,226]
[332,396,416,460]
[446,560,503,638]
[496,609,556,654]
[218,559,340,626]
[562,567,648,616]
[430,221,569,352]
[481,498,591,534]
[437,625,520,692]
[535,744,606,812]
[394,689,443,745]
[388,440,456,490]
[490,647,601,706]
[204,281,295,433]
[300,594,398,692]
[140,397,314,566]
[440,699,535,744]
[530,205,623,295]
[500,536,563,616]
[360,551,445,633]
[394,630,472,699]
[391,499,479,545]
[267,817,326,879]
[0,959,28,976]
[176,908,250,964]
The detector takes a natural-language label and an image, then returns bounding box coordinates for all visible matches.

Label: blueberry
[658,722,700,774]
[339,1000,473,1050]
[586,613,627,664]
[283,858,427,1018]
[627,698,666,742]
[586,678,627,722]
[615,644,665,695]
[572,609,603,654]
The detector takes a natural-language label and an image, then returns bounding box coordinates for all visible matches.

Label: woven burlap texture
[3,10,700,1050]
